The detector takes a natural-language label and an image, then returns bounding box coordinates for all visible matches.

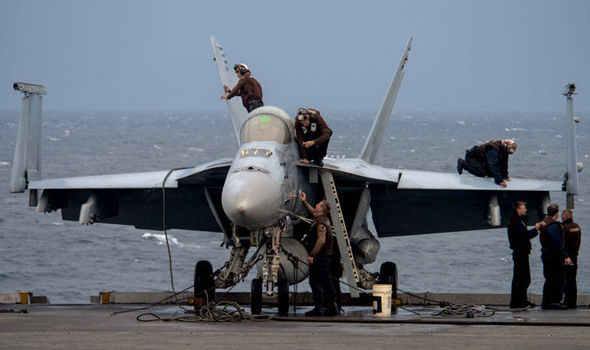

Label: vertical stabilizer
[360,37,412,164]
[210,36,249,144]
[10,82,46,193]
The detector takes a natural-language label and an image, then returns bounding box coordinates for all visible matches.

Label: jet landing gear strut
[198,220,308,316]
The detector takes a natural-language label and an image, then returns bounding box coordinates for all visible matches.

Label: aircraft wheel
[277,279,289,316]
[194,260,215,305]
[251,278,263,315]
[379,261,398,298]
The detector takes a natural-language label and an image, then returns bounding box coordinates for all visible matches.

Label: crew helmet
[502,139,517,154]
[296,107,311,121]
[233,63,250,74]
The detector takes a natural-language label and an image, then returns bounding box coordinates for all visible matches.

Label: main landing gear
[378,261,398,298]
[194,260,215,306]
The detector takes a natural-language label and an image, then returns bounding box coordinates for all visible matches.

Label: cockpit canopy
[240,114,291,144]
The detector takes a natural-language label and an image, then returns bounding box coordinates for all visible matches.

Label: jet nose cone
[222,171,281,228]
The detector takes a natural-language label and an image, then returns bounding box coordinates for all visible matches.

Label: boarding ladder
[319,169,361,298]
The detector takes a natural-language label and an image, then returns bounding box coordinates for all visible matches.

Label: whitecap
[0,161,10,167]
[389,136,395,140]
[450,138,456,142]
[64,130,70,136]
[153,144,162,150]
[457,121,465,125]
[537,150,547,155]
[48,137,60,142]
[555,135,563,138]
[142,232,182,247]
[188,147,204,152]
[52,222,64,226]
[409,149,415,153]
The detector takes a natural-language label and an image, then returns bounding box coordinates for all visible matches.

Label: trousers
[463,146,487,177]
[541,254,565,306]
[305,138,330,163]
[510,252,531,307]
[309,255,337,310]
[564,257,578,307]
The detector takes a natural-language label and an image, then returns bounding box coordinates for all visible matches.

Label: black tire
[251,278,263,315]
[379,261,398,298]
[194,260,215,305]
[277,279,289,316]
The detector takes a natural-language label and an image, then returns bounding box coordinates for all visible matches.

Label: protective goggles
[296,108,310,121]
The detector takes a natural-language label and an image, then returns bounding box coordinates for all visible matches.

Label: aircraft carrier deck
[2,292,590,349]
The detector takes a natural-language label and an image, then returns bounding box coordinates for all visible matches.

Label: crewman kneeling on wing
[221,63,264,112]
[295,108,332,167]
[457,139,517,187]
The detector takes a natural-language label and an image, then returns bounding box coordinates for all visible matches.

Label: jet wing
[310,159,561,237]
[30,159,232,232]
[396,169,561,191]
[299,158,401,185]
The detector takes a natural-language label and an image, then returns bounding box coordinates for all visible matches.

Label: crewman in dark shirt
[539,204,572,309]
[221,63,264,112]
[457,139,517,187]
[300,191,338,316]
[507,201,540,308]
[562,209,582,308]
[294,108,332,167]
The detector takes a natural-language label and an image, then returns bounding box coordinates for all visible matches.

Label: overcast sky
[1,0,589,113]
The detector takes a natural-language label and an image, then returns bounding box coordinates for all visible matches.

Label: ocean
[1,110,588,304]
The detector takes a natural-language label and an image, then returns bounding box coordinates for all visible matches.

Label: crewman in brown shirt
[295,108,332,167]
[221,63,264,112]
[562,209,582,308]
[300,191,338,316]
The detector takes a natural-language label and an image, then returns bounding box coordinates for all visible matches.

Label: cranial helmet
[233,63,250,75]
[502,139,517,154]
[296,107,310,121]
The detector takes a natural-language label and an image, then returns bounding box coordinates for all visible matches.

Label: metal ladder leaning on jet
[10,36,577,315]
[320,169,361,296]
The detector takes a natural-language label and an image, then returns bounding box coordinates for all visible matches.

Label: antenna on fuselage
[360,37,412,164]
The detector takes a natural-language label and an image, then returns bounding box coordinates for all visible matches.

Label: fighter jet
[10,37,577,315]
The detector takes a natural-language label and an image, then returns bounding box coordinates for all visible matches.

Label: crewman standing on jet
[221,63,264,112]
[457,139,517,187]
[294,108,332,167]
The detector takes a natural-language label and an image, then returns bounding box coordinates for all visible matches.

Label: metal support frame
[563,83,581,209]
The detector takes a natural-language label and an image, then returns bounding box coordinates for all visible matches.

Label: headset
[233,63,250,75]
